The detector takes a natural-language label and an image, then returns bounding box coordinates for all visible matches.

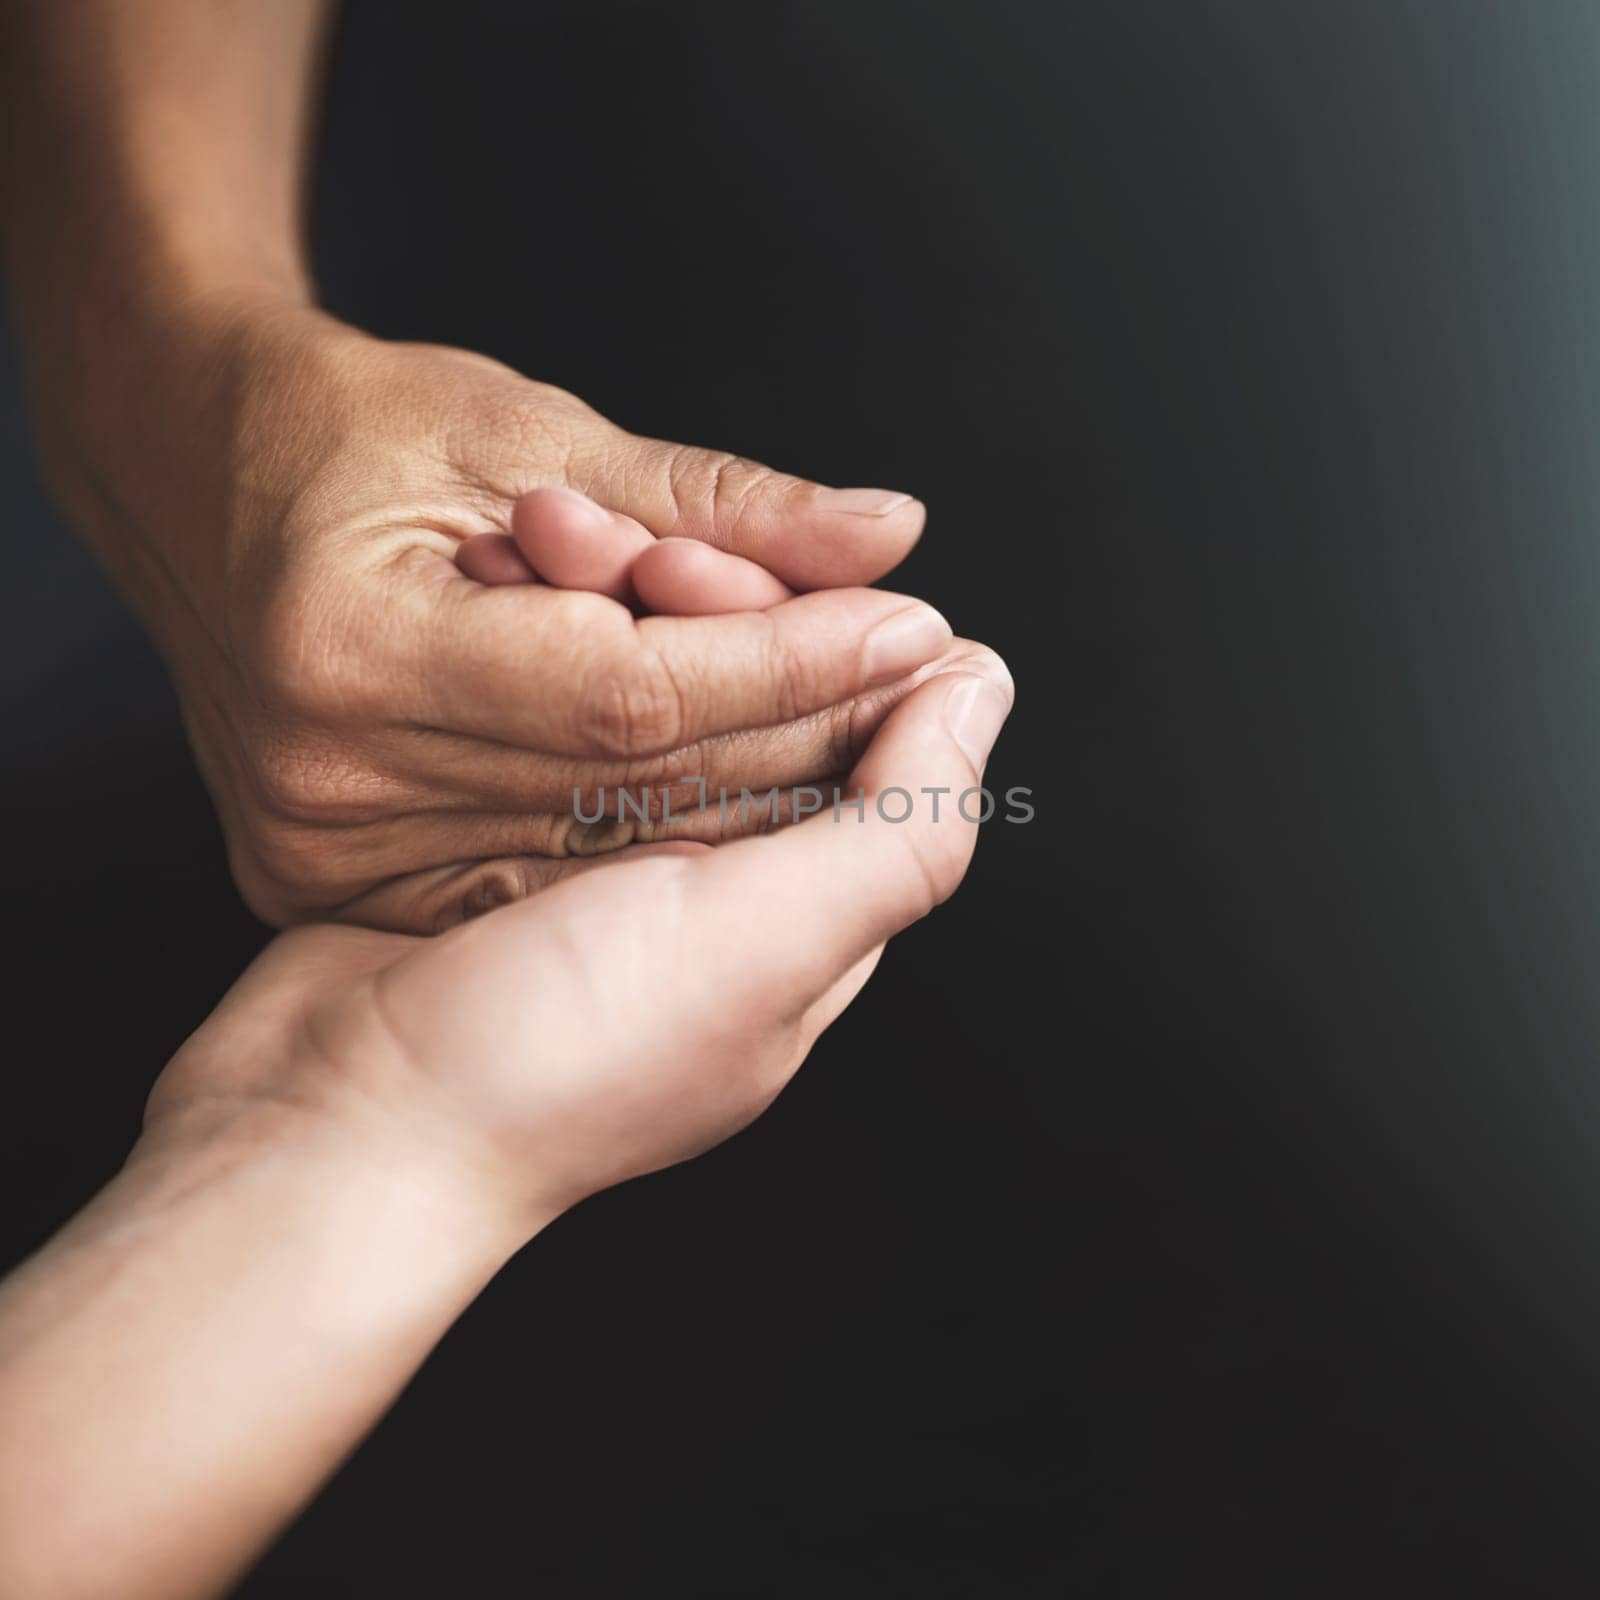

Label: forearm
[0,2,335,635]
[0,1103,524,1600]
[1,0,330,334]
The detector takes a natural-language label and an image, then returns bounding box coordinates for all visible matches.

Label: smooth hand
[146,657,1013,1231]
[0,658,1010,1600]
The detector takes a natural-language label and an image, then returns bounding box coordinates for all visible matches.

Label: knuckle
[828,696,869,775]
[758,612,809,725]
[668,448,768,539]
[707,453,764,533]
[575,650,688,759]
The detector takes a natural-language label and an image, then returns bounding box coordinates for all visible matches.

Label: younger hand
[146,653,1013,1233]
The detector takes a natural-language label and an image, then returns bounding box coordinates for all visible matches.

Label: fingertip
[512,486,653,601]
[691,662,1008,1008]
[937,670,1014,774]
[456,532,538,586]
[632,538,794,615]
[771,489,926,590]
[839,665,1014,847]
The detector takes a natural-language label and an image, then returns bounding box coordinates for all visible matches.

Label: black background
[6,1,1600,1593]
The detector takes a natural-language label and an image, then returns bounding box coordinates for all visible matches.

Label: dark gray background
[6,1,1600,1593]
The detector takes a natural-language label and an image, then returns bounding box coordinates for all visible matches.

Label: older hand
[42,300,951,932]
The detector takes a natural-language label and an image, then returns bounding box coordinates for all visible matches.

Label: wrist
[127,1092,540,1287]
[18,284,335,657]
[0,1064,527,1599]
[10,234,313,465]
[19,275,316,496]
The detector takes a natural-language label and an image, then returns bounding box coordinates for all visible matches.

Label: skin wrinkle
[248,806,657,908]
[639,632,695,768]
[364,856,556,936]
[450,861,528,929]
[704,450,764,554]
[663,441,730,546]
[246,744,398,831]
[452,381,583,495]
[584,645,685,762]
[390,716,840,806]
[657,441,700,543]
[328,838,721,935]
[237,644,1002,920]
[756,604,804,727]
[373,736,623,813]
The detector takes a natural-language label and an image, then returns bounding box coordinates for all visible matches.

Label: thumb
[573,427,927,591]
[684,647,1015,1018]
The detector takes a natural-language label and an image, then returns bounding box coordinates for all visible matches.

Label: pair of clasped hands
[127,315,1014,1220]
[0,305,1011,1593]
[0,308,1011,1597]
[0,0,1010,1583]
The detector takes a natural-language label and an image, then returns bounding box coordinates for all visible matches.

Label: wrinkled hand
[50,302,958,932]
[146,659,1013,1232]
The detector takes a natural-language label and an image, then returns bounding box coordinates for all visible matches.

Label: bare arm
[0,1106,513,1600]
[0,660,1011,1598]
[0,0,329,627]
[1,0,327,324]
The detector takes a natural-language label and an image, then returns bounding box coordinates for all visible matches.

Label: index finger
[422,579,954,757]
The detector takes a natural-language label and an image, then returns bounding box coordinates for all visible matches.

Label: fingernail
[944,675,1012,769]
[816,487,916,517]
[862,605,953,685]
